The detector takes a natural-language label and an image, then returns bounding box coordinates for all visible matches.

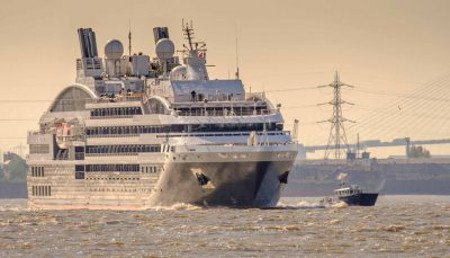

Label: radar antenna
[235,37,240,79]
[128,23,132,56]
[317,71,356,159]
[181,19,207,53]
[182,19,195,51]
[292,119,299,142]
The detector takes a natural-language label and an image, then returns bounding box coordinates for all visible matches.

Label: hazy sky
[1,0,450,157]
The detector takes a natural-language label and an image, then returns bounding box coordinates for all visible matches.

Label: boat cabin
[334,185,362,197]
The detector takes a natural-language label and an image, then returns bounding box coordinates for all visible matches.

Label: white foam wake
[148,202,202,211]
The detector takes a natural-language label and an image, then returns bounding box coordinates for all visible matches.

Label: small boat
[334,183,378,206]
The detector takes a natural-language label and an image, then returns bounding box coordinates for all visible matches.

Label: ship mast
[181,20,207,53]
[128,20,132,56]
[235,37,240,79]
[182,20,195,51]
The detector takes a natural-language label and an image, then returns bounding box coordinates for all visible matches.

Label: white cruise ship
[26,23,298,209]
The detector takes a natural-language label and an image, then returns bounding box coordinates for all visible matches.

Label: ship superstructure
[26,23,297,209]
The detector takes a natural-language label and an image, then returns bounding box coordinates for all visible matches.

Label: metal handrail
[90,115,134,119]
[174,108,275,117]
[86,96,142,104]
[85,152,139,157]
[155,131,291,138]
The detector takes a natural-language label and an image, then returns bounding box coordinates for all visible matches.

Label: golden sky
[1,0,450,157]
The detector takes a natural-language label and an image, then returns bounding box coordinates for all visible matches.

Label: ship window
[173,105,270,117]
[85,123,280,138]
[29,144,50,154]
[50,87,94,112]
[75,165,85,172]
[84,164,140,172]
[85,144,161,155]
[75,147,84,152]
[75,172,85,179]
[91,107,142,117]
[31,167,45,177]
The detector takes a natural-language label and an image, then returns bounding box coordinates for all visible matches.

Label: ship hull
[338,193,378,206]
[149,160,294,208]
[27,155,296,210]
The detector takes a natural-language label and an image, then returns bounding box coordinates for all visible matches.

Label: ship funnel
[153,27,170,44]
[76,28,103,78]
[77,28,99,58]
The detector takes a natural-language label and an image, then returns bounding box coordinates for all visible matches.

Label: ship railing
[172,99,268,106]
[173,141,296,152]
[90,115,135,119]
[169,91,268,105]
[56,135,85,142]
[173,108,276,117]
[28,130,42,136]
[245,92,266,100]
[171,97,269,107]
[85,131,291,139]
[86,133,140,138]
[84,152,139,157]
[86,96,143,104]
[155,131,291,138]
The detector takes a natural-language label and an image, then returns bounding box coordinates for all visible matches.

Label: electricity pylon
[318,71,355,159]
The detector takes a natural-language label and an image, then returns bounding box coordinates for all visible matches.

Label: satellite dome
[104,39,124,59]
[169,65,188,81]
[155,38,175,60]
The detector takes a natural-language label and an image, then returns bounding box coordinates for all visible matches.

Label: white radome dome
[155,38,175,60]
[170,65,188,81]
[104,39,124,59]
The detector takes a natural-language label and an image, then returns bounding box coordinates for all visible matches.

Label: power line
[0,100,52,103]
[305,71,450,145]
[353,87,450,103]
[347,72,450,141]
[348,73,448,133]
[0,119,37,121]
[265,86,318,93]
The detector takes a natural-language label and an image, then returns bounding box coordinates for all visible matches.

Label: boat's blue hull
[338,193,378,206]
